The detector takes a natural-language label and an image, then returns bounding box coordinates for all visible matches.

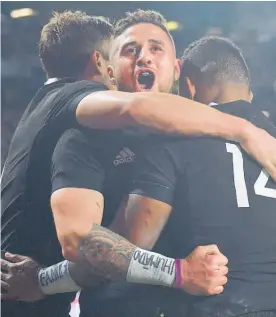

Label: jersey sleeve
[130,139,187,205]
[58,81,109,127]
[51,128,105,193]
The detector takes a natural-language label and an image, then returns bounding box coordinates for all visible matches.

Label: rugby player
[2,11,276,317]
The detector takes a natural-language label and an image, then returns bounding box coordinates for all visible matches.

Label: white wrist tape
[126,248,176,287]
[38,261,81,295]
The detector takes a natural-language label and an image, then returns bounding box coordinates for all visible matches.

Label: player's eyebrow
[148,39,164,46]
[119,39,165,55]
[120,41,138,53]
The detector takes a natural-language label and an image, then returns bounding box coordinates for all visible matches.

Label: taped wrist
[126,248,176,287]
[38,261,80,295]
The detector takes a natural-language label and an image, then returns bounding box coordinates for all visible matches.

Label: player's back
[166,100,276,316]
[1,78,106,265]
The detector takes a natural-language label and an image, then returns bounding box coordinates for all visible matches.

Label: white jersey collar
[209,102,218,106]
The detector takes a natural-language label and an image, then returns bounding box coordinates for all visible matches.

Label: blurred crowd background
[2,1,276,169]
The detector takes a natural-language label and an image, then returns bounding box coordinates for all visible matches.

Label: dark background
[2,1,276,167]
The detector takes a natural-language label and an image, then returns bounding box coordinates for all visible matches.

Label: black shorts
[1,294,73,317]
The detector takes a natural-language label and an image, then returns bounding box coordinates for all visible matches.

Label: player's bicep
[51,188,104,232]
[51,188,104,259]
[111,194,172,250]
[51,129,105,261]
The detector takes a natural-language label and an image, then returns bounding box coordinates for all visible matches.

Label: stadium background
[1,1,276,316]
[2,1,276,168]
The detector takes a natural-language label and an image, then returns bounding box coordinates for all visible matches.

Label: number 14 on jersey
[226,143,276,207]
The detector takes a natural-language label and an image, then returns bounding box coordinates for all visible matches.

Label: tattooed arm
[1,220,228,302]
[69,223,136,288]
[1,131,228,300]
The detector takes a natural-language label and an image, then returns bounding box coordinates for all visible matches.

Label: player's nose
[136,48,153,67]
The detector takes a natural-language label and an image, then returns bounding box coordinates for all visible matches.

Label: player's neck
[83,74,105,85]
[211,84,251,105]
[83,73,115,90]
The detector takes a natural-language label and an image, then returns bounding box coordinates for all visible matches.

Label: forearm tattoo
[78,223,136,282]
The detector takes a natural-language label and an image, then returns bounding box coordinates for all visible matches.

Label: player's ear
[93,51,101,73]
[174,59,181,81]
[91,50,107,76]
[179,76,196,100]
[107,65,117,87]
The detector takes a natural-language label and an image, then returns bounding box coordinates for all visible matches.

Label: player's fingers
[1,286,18,301]
[217,253,228,266]
[206,276,228,295]
[216,265,228,276]
[206,253,228,266]
[0,271,10,282]
[211,285,224,295]
[208,264,228,277]
[202,244,220,255]
[1,259,13,273]
[1,280,10,293]
[216,275,228,286]
[5,252,28,263]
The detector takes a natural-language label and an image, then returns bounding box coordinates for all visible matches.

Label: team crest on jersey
[113,147,136,166]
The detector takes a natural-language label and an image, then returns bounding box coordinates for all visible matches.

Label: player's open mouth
[136,71,155,90]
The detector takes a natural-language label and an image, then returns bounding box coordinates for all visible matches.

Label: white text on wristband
[126,248,176,287]
[38,261,80,295]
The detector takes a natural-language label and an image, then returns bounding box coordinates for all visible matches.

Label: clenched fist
[175,245,228,296]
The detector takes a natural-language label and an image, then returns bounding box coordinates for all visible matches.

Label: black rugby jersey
[130,100,276,316]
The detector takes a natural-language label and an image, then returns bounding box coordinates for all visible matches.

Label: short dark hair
[114,9,174,44]
[39,10,114,78]
[180,36,250,86]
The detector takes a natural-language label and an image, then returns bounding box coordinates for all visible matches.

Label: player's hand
[175,245,228,296]
[240,125,276,182]
[1,252,44,302]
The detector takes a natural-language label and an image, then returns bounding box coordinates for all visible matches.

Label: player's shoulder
[41,79,108,105]
[28,79,107,114]
[64,79,108,94]
[212,100,254,118]
[214,100,276,136]
[57,128,90,143]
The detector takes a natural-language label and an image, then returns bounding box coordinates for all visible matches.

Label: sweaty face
[111,23,179,93]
